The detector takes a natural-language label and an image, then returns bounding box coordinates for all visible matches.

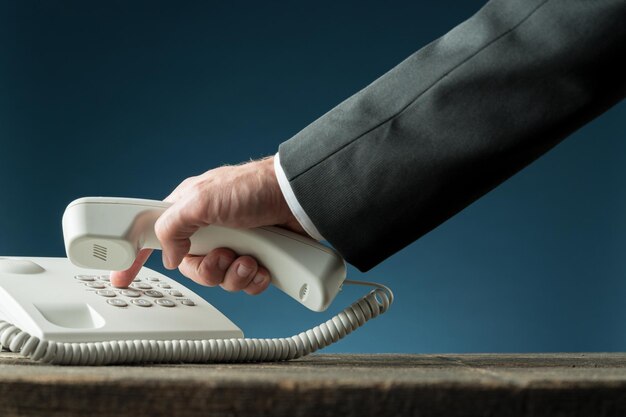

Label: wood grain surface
[1,352,625,416]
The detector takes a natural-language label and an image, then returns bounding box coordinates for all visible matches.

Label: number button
[85,282,106,289]
[96,290,116,298]
[131,299,152,307]
[132,283,152,290]
[144,290,164,298]
[120,289,141,297]
[158,283,172,289]
[75,275,95,282]
[107,299,128,307]
[168,290,183,297]
[148,277,160,282]
[155,299,176,308]
[180,299,196,306]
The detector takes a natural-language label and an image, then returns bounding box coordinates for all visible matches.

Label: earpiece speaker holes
[299,284,309,301]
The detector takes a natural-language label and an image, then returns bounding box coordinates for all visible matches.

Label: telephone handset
[0,197,393,365]
[62,197,346,312]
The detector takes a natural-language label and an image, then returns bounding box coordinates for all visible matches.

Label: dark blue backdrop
[1,1,624,353]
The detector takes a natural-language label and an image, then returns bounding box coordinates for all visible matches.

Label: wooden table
[1,352,625,416]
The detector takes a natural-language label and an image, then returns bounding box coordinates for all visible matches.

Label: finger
[110,249,154,288]
[155,202,205,270]
[220,255,259,292]
[163,177,195,203]
[163,191,180,204]
[243,266,271,296]
[178,248,237,287]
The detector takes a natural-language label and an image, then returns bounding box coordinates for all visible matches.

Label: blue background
[1,1,624,353]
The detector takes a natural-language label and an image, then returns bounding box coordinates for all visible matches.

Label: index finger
[110,248,154,288]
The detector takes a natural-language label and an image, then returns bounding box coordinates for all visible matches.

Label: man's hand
[110,156,307,295]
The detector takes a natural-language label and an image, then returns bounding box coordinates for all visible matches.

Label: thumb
[155,202,206,270]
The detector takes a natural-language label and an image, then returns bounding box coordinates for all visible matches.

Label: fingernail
[253,272,266,285]
[237,264,252,278]
[218,256,230,271]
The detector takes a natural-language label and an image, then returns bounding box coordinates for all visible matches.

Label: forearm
[278,0,626,270]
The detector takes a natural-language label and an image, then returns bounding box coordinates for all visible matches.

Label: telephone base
[0,257,393,365]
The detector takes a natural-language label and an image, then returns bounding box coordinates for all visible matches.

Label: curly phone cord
[0,281,392,365]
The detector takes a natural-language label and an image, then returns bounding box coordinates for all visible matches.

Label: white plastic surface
[0,258,45,274]
[0,257,243,343]
[62,197,347,312]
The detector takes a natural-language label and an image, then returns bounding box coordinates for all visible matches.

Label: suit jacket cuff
[274,153,325,241]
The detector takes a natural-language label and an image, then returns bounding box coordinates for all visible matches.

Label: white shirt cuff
[274,152,325,241]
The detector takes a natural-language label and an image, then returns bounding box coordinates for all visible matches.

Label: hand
[109,156,308,295]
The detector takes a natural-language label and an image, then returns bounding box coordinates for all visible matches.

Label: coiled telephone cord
[0,280,392,365]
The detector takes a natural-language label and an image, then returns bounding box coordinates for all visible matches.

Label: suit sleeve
[277,0,626,271]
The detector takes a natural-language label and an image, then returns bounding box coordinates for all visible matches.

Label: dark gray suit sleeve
[278,0,626,271]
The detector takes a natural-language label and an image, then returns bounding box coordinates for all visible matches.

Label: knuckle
[223,259,258,292]
[180,197,209,227]
[189,180,207,197]
[180,259,221,287]
[181,176,196,187]
[212,247,236,259]
[198,258,224,286]
[245,277,270,296]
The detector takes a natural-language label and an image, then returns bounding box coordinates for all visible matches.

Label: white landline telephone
[0,197,392,365]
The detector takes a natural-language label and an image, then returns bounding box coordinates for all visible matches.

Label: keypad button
[75,275,95,282]
[144,290,164,298]
[158,283,172,289]
[155,299,176,308]
[120,289,141,298]
[131,299,152,307]
[132,283,152,290]
[169,290,183,297]
[180,299,196,306]
[96,290,116,297]
[98,275,110,282]
[107,299,128,307]
[132,278,142,282]
[85,282,106,289]
[148,277,160,282]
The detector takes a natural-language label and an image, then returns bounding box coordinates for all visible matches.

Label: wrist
[256,156,306,235]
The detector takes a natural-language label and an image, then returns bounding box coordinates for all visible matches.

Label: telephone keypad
[75,274,194,309]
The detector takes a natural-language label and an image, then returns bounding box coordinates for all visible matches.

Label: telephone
[0,197,392,365]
